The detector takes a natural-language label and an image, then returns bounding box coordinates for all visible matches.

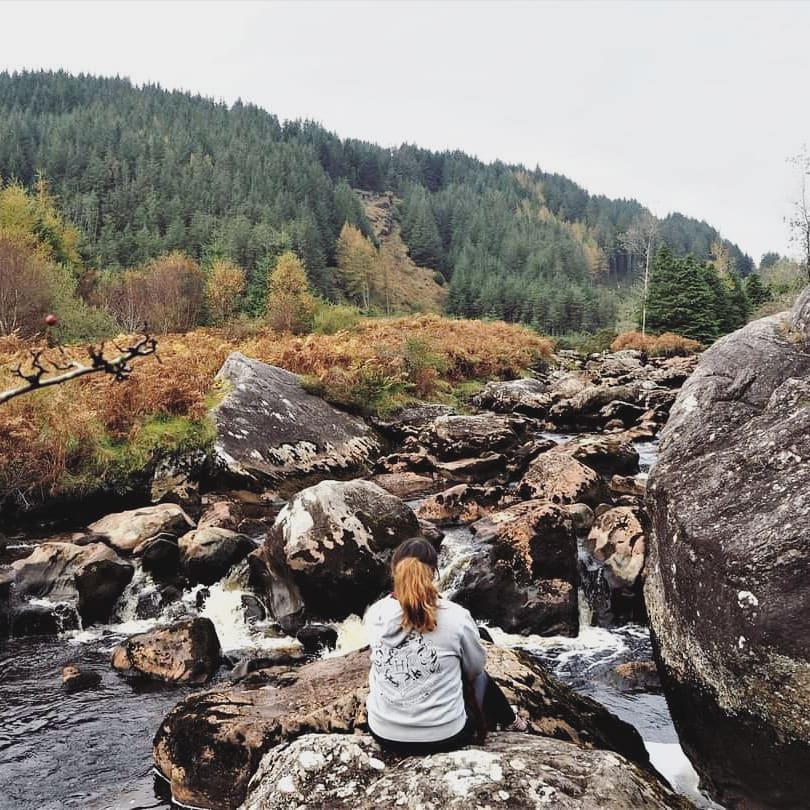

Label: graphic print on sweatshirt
[372,630,440,706]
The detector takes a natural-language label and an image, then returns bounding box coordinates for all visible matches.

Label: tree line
[0,70,759,337]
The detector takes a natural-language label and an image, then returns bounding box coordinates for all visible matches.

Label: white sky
[2,0,808,261]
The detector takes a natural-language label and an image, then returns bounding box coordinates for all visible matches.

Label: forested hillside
[0,70,755,335]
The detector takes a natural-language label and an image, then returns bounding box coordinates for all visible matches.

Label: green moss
[58,413,215,496]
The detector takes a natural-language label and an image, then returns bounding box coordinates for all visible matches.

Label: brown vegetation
[610,331,701,356]
[0,315,551,506]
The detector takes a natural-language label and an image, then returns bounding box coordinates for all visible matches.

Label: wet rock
[61,664,102,693]
[210,353,380,492]
[246,546,305,634]
[111,617,221,684]
[88,504,194,554]
[295,623,338,655]
[646,289,810,809]
[420,414,526,460]
[417,484,505,526]
[430,452,507,483]
[564,502,595,533]
[471,377,552,416]
[554,434,640,476]
[178,527,256,586]
[240,593,266,623]
[368,472,438,499]
[240,732,689,810]
[452,501,578,636]
[417,518,445,547]
[11,542,133,626]
[229,650,305,682]
[599,399,648,427]
[609,474,647,498]
[518,452,605,506]
[607,661,661,693]
[507,436,558,478]
[266,480,419,619]
[373,404,458,441]
[12,601,79,636]
[198,499,242,531]
[135,535,180,581]
[548,383,644,429]
[153,645,654,809]
[375,447,434,475]
[587,507,646,590]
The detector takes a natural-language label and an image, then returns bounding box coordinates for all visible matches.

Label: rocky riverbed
[0,343,744,809]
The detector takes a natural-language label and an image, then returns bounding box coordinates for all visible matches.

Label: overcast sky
[2,0,808,261]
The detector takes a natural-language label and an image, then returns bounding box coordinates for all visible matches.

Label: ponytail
[394,557,438,633]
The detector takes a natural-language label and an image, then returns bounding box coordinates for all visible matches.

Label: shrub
[312,301,363,335]
[610,330,701,356]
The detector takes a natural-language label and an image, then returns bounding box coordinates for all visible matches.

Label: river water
[0,438,721,810]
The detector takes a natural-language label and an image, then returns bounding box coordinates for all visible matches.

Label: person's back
[365,593,485,744]
[364,537,526,755]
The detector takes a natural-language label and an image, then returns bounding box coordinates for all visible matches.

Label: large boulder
[420,414,527,460]
[266,480,419,619]
[645,290,810,809]
[178,527,256,585]
[241,732,691,810]
[11,541,133,626]
[88,503,194,553]
[554,434,640,476]
[210,353,380,492]
[450,501,578,636]
[471,378,552,416]
[153,645,654,809]
[111,617,221,684]
[416,484,507,526]
[518,452,605,506]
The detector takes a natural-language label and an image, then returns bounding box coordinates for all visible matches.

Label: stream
[0,438,721,810]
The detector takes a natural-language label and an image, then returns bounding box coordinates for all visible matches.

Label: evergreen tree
[645,248,720,344]
[744,273,771,308]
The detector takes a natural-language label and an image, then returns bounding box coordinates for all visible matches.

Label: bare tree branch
[0,334,157,405]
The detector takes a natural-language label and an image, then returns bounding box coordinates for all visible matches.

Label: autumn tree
[145,252,205,333]
[267,251,316,333]
[0,231,54,336]
[336,223,379,310]
[205,259,245,324]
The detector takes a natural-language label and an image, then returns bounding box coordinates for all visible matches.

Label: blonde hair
[394,556,439,634]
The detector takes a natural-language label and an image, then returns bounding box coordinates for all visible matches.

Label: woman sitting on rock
[364,537,527,755]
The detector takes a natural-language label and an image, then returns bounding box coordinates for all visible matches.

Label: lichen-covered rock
[153,645,654,809]
[11,541,133,626]
[211,353,380,492]
[450,501,578,636]
[554,434,640,476]
[471,378,552,416]
[646,289,810,809]
[87,503,194,553]
[178,527,256,585]
[420,414,527,460]
[518,452,605,506]
[430,453,507,484]
[586,507,646,590]
[368,472,438,500]
[266,480,419,619]
[111,617,221,684]
[240,732,691,810]
[416,484,506,526]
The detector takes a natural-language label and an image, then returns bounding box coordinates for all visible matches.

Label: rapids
[0,438,720,809]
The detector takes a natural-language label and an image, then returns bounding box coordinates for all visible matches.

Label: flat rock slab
[153,645,651,809]
[240,732,692,810]
[211,353,380,491]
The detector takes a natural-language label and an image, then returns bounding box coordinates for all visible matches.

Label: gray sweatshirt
[364,595,487,742]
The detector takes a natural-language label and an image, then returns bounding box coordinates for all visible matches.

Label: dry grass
[610,330,701,357]
[0,316,551,507]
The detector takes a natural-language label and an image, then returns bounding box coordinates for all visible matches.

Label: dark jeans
[369,672,515,755]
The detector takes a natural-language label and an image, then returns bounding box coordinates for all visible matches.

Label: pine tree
[744,273,771,308]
